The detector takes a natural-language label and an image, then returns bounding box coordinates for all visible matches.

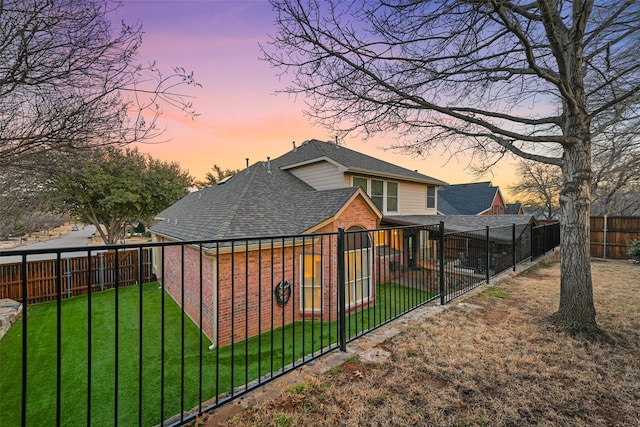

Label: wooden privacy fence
[590,216,640,259]
[0,248,153,305]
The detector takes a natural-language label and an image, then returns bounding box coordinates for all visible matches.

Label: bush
[629,240,640,263]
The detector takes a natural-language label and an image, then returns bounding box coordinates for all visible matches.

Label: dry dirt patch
[223,259,640,427]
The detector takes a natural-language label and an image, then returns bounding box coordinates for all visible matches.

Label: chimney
[267,157,271,173]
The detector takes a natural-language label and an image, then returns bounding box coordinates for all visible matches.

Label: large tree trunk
[549,130,602,339]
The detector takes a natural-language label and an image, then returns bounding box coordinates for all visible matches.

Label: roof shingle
[152,160,365,244]
[274,139,447,185]
[437,182,500,215]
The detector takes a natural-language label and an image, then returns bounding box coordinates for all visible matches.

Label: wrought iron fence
[0,221,558,426]
[531,222,561,259]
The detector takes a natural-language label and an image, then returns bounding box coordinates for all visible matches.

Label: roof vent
[174,218,178,225]
[292,141,296,151]
[267,157,271,173]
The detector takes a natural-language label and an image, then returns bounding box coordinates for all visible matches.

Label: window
[301,254,322,311]
[344,227,372,305]
[371,179,384,211]
[426,186,436,209]
[352,176,399,212]
[353,176,367,192]
[387,182,398,212]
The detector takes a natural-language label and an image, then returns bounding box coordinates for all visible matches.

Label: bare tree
[263,0,640,339]
[591,130,640,216]
[510,161,562,220]
[511,133,640,219]
[0,167,51,239]
[0,0,199,169]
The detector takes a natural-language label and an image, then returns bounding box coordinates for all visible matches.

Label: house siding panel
[399,182,434,215]
[288,161,343,191]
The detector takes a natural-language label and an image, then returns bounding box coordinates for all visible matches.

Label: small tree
[629,240,640,263]
[53,148,193,244]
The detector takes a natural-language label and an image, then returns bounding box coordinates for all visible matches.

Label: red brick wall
[161,245,216,342]
[159,194,382,347]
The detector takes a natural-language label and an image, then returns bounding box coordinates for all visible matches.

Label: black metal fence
[531,222,561,259]
[0,221,558,427]
[439,223,534,303]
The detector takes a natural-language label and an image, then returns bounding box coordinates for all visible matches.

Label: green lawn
[0,282,435,426]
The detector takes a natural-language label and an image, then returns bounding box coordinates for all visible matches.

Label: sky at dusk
[112,0,520,197]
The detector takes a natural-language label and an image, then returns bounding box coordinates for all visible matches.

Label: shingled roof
[505,202,524,215]
[152,160,376,245]
[437,182,502,215]
[274,139,447,185]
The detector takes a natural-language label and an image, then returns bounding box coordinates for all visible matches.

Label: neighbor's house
[150,139,447,346]
[438,182,509,215]
[505,202,525,215]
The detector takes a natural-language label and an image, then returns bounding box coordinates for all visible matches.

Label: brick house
[150,139,447,346]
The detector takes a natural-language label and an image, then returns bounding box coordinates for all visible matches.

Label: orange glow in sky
[113,1,521,199]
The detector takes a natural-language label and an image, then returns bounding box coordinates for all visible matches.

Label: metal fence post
[21,256,28,426]
[485,226,490,283]
[439,221,445,305]
[512,223,516,272]
[337,227,346,352]
[530,223,534,262]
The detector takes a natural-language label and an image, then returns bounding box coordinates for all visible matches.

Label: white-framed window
[300,254,322,311]
[352,176,399,213]
[344,227,372,305]
[387,182,398,212]
[353,176,368,192]
[426,185,436,209]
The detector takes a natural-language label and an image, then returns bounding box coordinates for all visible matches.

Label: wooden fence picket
[0,249,153,304]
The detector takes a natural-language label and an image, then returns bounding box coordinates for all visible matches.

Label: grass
[0,281,434,426]
[227,259,640,426]
[481,287,508,299]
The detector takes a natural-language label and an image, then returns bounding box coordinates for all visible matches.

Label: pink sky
[113,1,520,197]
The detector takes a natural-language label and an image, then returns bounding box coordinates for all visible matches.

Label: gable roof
[437,182,502,215]
[505,203,524,215]
[152,160,381,245]
[273,139,447,186]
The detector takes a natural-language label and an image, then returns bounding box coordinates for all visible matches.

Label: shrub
[629,240,640,263]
